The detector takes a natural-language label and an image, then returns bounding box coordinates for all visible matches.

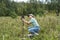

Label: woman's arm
[22,19,31,24]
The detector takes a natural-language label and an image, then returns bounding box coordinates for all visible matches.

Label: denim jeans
[28,26,40,34]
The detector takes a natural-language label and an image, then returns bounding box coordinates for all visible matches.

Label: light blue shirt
[29,18,39,27]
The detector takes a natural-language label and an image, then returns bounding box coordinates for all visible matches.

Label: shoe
[35,33,39,35]
[28,34,33,37]
[27,34,33,39]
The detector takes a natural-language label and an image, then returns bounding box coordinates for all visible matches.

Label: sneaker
[28,34,33,37]
[35,33,39,35]
[27,34,34,39]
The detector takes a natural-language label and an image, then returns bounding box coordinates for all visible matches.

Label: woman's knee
[28,28,34,32]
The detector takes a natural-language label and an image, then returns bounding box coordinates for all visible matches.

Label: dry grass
[0,14,60,40]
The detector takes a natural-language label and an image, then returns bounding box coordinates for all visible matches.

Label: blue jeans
[28,26,40,34]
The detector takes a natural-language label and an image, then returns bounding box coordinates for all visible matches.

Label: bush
[9,11,17,18]
[37,9,44,16]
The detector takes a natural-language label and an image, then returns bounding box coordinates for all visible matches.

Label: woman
[22,14,40,37]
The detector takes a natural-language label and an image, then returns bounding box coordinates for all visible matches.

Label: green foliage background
[0,0,60,18]
[0,0,60,40]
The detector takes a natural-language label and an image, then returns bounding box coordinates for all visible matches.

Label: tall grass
[0,15,60,40]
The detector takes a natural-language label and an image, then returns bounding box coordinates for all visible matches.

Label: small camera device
[21,15,25,20]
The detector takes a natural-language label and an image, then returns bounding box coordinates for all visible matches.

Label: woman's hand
[22,18,30,24]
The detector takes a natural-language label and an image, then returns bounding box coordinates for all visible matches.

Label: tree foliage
[0,0,60,18]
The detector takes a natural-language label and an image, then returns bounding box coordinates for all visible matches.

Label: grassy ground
[0,14,60,40]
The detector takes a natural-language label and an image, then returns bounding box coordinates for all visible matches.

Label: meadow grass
[0,14,60,40]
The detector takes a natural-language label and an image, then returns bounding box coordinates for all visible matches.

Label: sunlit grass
[0,14,60,40]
